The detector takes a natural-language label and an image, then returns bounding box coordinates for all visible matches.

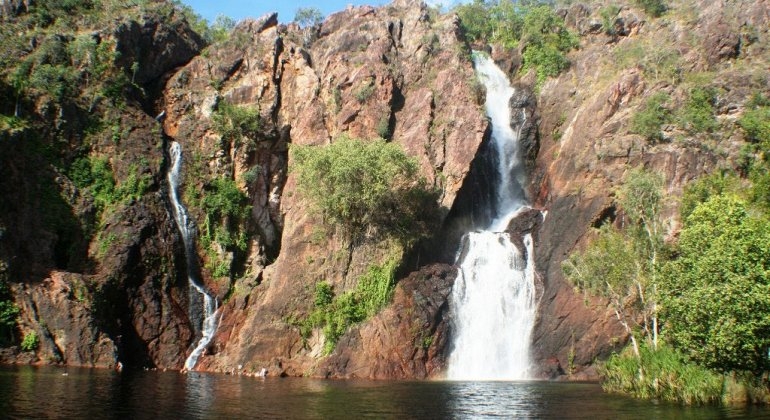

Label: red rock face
[162,3,487,376]
[319,264,456,379]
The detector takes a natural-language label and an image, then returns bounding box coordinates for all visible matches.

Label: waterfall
[447,53,537,381]
[167,141,220,371]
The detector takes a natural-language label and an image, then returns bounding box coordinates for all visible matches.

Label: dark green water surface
[0,365,766,419]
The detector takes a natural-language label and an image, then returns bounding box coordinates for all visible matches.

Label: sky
[181,0,455,24]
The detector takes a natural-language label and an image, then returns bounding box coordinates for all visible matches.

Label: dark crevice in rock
[429,124,496,263]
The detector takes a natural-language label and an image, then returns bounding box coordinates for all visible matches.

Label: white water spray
[167,141,220,371]
[447,54,538,380]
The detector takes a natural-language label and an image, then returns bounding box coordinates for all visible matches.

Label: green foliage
[619,168,664,249]
[660,195,770,375]
[314,281,334,307]
[69,157,150,210]
[679,172,737,220]
[0,275,19,344]
[210,15,236,43]
[677,87,718,134]
[601,344,724,405]
[200,176,250,278]
[212,101,261,148]
[562,225,638,301]
[455,1,577,84]
[29,64,79,103]
[117,165,152,203]
[600,5,621,36]
[630,92,671,143]
[520,5,579,85]
[20,331,39,352]
[291,136,438,244]
[202,177,250,223]
[565,168,665,359]
[69,156,116,210]
[294,7,324,28]
[455,0,497,45]
[354,81,376,103]
[299,259,397,354]
[634,0,667,17]
[739,106,770,145]
[375,116,391,139]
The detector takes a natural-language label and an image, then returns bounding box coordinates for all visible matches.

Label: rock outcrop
[319,264,456,379]
[528,0,770,377]
[161,2,487,376]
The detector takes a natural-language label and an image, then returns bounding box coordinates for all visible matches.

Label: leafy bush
[202,177,250,223]
[600,5,621,36]
[630,92,671,142]
[212,101,261,148]
[0,276,19,345]
[635,0,667,17]
[294,7,324,28]
[354,81,375,103]
[677,87,718,133]
[660,195,770,375]
[314,281,334,307]
[679,172,736,220]
[601,344,724,405]
[740,107,770,146]
[455,2,577,84]
[69,157,150,209]
[520,5,579,85]
[69,156,117,209]
[20,331,39,351]
[200,176,250,278]
[299,259,397,354]
[291,136,438,243]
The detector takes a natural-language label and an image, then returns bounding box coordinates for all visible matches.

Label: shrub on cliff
[635,0,667,17]
[299,258,398,355]
[291,136,439,244]
[212,101,261,150]
[631,92,671,142]
[0,273,19,345]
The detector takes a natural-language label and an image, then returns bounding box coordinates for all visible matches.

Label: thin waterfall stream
[447,53,538,381]
[167,141,220,371]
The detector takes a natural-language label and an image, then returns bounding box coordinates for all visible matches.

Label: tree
[563,225,644,356]
[618,167,665,349]
[293,7,323,28]
[563,168,665,357]
[660,195,770,375]
[210,14,236,43]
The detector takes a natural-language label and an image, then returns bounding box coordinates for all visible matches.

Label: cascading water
[167,141,220,371]
[447,53,537,381]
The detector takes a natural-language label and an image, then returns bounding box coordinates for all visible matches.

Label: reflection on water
[0,365,764,419]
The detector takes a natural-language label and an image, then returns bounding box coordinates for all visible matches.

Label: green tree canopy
[660,195,770,374]
[294,7,324,28]
[291,136,438,243]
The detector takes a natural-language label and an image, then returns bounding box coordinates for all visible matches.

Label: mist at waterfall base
[167,142,220,371]
[447,53,537,381]
[4,366,761,419]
